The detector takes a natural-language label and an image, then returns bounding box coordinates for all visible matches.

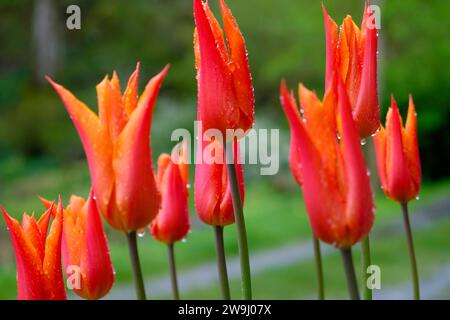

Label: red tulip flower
[195,137,244,226]
[323,3,379,138]
[280,78,374,248]
[151,141,191,244]
[41,192,114,300]
[2,199,66,300]
[373,96,421,203]
[194,0,255,138]
[48,64,169,232]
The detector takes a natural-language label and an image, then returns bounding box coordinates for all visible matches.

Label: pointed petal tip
[38,195,54,210]
[390,95,399,110]
[408,94,415,107]
[280,79,287,92]
[161,64,171,76]
[321,2,329,16]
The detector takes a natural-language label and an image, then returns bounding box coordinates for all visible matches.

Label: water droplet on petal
[415,195,420,200]
[137,230,146,238]
[360,138,367,146]
[181,238,187,243]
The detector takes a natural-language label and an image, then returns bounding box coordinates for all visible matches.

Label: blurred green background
[0,0,449,299]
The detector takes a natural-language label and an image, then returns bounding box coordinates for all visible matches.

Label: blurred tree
[32,0,60,84]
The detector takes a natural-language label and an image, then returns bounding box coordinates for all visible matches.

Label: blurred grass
[0,159,449,299]
[177,217,450,299]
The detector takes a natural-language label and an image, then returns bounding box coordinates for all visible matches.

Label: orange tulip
[193,0,255,137]
[373,96,421,203]
[195,136,244,226]
[323,3,379,138]
[47,64,169,232]
[41,192,114,300]
[1,199,66,300]
[151,141,191,243]
[279,77,374,248]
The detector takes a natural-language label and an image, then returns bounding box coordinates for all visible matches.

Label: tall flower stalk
[225,141,252,299]
[323,4,381,299]
[373,95,422,299]
[279,75,375,300]
[195,137,245,299]
[150,141,191,300]
[48,64,169,300]
[193,0,255,299]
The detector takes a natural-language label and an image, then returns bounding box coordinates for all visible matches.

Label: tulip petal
[195,139,226,225]
[219,139,244,224]
[48,78,115,220]
[281,83,344,244]
[123,62,140,117]
[172,139,190,187]
[341,16,362,108]
[157,153,172,190]
[403,96,421,198]
[203,1,229,62]
[386,96,409,202]
[280,80,303,186]
[193,0,239,134]
[152,162,190,243]
[21,214,46,264]
[62,195,84,280]
[338,79,374,247]
[219,0,255,131]
[113,66,168,231]
[322,4,338,91]
[354,7,379,138]
[373,125,388,191]
[42,198,66,300]
[96,76,127,142]
[82,192,115,299]
[2,208,46,300]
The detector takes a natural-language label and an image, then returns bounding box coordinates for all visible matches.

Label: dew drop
[367,170,371,176]
[186,183,191,189]
[360,138,367,146]
[415,195,420,200]
[181,238,187,243]
[137,230,146,238]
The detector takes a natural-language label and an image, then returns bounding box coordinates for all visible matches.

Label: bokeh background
[0,0,449,299]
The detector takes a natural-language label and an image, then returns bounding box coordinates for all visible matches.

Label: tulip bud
[2,198,66,300]
[195,136,244,226]
[373,95,421,203]
[151,141,191,243]
[61,192,115,300]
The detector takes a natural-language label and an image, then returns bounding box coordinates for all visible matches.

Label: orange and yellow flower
[280,77,374,248]
[2,199,66,300]
[323,3,379,138]
[48,64,169,232]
